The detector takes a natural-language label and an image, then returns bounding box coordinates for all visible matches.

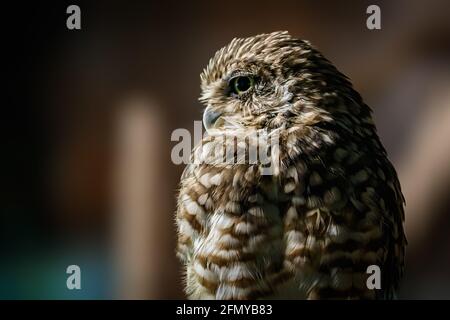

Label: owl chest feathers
[177,104,399,299]
[179,152,361,299]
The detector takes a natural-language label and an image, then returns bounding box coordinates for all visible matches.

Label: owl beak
[203,107,222,133]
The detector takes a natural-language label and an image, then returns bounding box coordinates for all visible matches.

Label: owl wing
[374,158,406,298]
[280,133,406,299]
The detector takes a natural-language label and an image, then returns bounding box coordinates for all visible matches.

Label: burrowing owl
[176,31,406,299]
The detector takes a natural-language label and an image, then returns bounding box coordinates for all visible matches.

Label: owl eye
[230,76,254,95]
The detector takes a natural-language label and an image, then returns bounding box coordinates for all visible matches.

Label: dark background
[2,0,450,299]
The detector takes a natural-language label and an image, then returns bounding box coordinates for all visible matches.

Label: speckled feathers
[176,31,406,299]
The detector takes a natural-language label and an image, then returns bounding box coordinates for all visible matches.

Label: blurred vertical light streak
[112,97,167,299]
[400,85,450,252]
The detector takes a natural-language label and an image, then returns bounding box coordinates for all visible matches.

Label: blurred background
[2,0,450,299]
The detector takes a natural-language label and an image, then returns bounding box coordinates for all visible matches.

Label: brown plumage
[176,31,406,299]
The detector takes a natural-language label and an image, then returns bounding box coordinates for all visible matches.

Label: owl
[176,31,406,299]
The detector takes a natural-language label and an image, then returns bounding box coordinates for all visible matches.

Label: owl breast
[181,163,294,299]
[177,132,399,299]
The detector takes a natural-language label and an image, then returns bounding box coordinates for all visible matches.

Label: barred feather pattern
[176,31,406,299]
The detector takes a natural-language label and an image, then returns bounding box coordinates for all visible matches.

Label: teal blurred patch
[0,246,113,299]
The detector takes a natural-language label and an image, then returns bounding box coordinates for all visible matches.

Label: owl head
[200,31,365,140]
